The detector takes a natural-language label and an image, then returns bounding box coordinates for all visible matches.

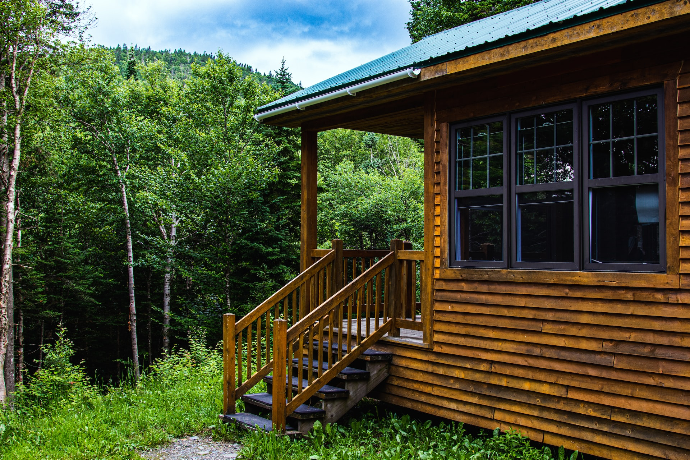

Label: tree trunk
[16,307,22,385]
[0,117,22,404]
[162,216,177,354]
[146,269,152,365]
[112,153,139,381]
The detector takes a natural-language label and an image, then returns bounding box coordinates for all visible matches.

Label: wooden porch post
[389,239,403,337]
[301,130,318,273]
[222,313,236,415]
[422,92,436,345]
[272,319,288,433]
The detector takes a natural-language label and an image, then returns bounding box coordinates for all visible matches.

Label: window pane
[473,125,488,156]
[472,157,488,189]
[489,154,503,188]
[456,196,503,261]
[637,136,659,175]
[455,122,504,190]
[536,124,555,149]
[591,142,610,179]
[612,99,634,139]
[516,108,574,185]
[588,94,659,179]
[518,126,534,152]
[536,148,553,184]
[556,119,573,146]
[636,95,658,135]
[555,146,574,182]
[590,103,610,141]
[458,128,471,159]
[612,138,635,177]
[489,122,504,154]
[457,160,471,190]
[518,151,535,185]
[517,191,574,263]
[590,185,660,264]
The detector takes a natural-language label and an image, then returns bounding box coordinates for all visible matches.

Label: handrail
[236,251,335,331]
[287,252,394,343]
[223,248,337,411]
[274,252,396,423]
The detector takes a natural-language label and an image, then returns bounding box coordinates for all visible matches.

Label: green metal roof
[256,0,668,116]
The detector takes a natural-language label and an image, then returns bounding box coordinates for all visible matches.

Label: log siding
[373,36,690,459]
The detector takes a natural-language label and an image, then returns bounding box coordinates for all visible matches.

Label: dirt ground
[140,436,242,460]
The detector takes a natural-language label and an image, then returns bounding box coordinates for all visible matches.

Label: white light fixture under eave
[254,67,421,122]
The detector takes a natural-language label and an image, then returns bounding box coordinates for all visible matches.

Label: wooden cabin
[222,0,690,458]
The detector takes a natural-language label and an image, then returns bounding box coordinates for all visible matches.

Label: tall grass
[0,328,580,460]
[0,328,231,460]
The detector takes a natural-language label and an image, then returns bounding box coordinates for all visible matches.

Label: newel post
[223,313,236,415]
[333,239,344,293]
[272,319,288,433]
[389,239,403,337]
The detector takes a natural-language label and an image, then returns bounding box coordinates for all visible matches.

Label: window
[449,88,665,272]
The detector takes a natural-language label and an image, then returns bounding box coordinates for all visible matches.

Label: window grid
[449,88,664,272]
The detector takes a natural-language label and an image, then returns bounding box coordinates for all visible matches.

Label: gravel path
[141,436,242,460]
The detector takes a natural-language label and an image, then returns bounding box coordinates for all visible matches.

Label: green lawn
[0,331,579,460]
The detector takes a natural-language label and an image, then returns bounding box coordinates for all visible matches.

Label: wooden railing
[271,251,395,430]
[222,238,430,430]
[222,248,336,415]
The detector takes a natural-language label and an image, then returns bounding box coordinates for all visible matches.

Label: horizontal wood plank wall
[373,43,690,460]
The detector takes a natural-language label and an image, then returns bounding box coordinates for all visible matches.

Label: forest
[0,0,425,401]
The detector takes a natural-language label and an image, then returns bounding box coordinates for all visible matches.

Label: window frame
[582,87,666,272]
[447,87,666,273]
[509,102,581,270]
[449,114,509,268]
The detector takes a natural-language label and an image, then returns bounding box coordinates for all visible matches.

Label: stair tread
[292,358,370,380]
[313,340,393,361]
[221,412,294,432]
[242,393,326,419]
[264,375,349,399]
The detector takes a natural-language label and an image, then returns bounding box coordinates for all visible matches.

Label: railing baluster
[266,310,271,364]
[335,301,342,362]
[384,267,389,321]
[366,278,372,336]
[307,325,314,385]
[257,317,262,371]
[295,332,306,394]
[293,289,298,325]
[317,318,324,378]
[247,323,253,381]
[375,273,381,330]
[287,338,294,403]
[236,332,243,387]
[347,295,352,353]
[319,268,324,306]
[328,306,333,369]
[357,286,363,346]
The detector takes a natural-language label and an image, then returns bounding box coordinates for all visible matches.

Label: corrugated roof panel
[257,0,666,114]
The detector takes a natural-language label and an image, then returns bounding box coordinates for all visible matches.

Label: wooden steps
[224,343,393,434]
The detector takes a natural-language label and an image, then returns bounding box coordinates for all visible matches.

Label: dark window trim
[582,87,666,272]
[510,102,580,270]
[447,87,666,273]
[449,115,509,268]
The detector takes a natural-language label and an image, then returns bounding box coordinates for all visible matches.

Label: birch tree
[0,0,85,404]
[59,48,148,380]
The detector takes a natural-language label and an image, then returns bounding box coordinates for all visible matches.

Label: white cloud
[83,0,411,87]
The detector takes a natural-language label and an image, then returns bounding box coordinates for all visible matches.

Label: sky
[83,0,413,88]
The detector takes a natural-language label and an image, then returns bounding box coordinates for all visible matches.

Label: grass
[0,329,580,460]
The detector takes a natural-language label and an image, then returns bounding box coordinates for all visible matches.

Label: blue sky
[84,0,412,87]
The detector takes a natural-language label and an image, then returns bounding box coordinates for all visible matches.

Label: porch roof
[255,0,666,118]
